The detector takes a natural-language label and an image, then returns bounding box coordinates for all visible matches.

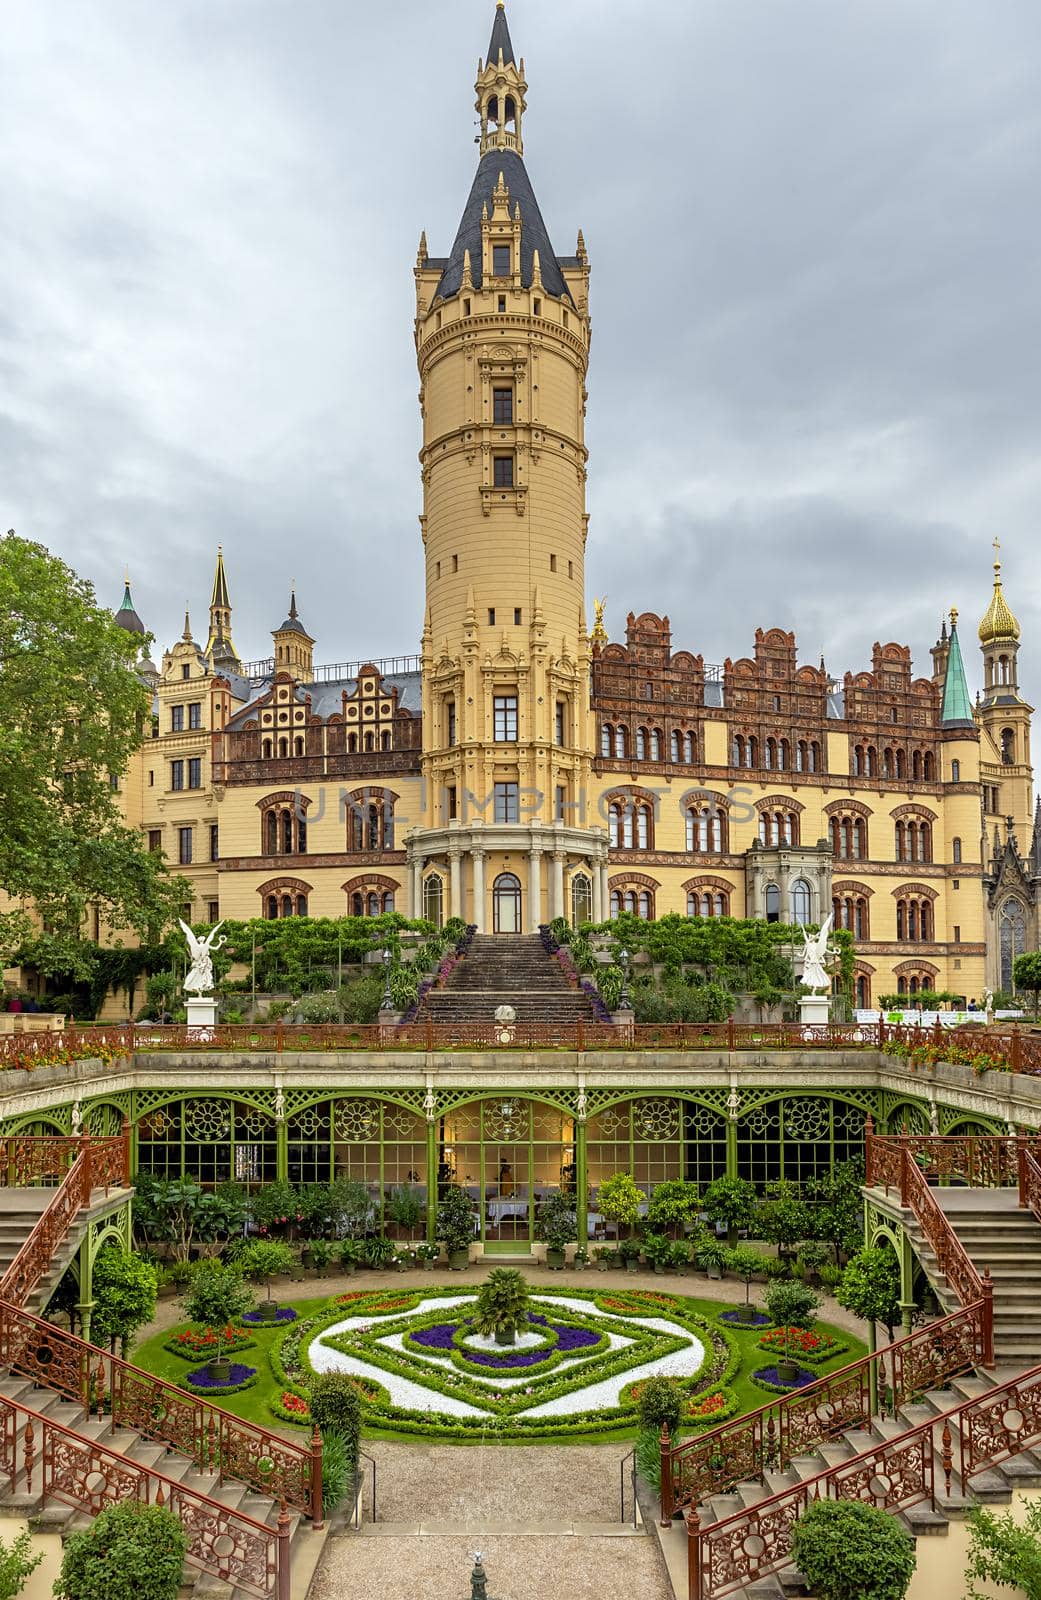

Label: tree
[703,1176,757,1246]
[91,1248,158,1356]
[0,533,188,970]
[836,1247,901,1344]
[181,1260,253,1372]
[806,1161,865,1263]
[728,1247,773,1319]
[791,1501,915,1600]
[646,1179,702,1238]
[1013,952,1041,1020]
[636,1375,685,1438]
[765,1280,820,1374]
[965,1501,1041,1600]
[0,1528,42,1599]
[756,1179,812,1259]
[597,1172,647,1238]
[237,1240,294,1306]
[55,1503,186,1600]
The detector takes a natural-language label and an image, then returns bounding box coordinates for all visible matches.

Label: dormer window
[493,245,511,276]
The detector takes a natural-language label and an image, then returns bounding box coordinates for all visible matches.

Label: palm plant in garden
[181,1260,253,1380]
[472,1269,531,1346]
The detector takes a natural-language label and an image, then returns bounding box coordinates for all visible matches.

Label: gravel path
[361,1441,629,1523]
[311,1534,671,1600]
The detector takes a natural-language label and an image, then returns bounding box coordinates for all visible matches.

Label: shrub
[237,1239,295,1301]
[54,1503,188,1600]
[309,1372,362,1472]
[181,1260,253,1362]
[965,1500,1041,1599]
[91,1247,159,1357]
[473,1268,530,1339]
[534,1189,578,1250]
[836,1248,901,1341]
[636,1375,685,1437]
[703,1176,757,1244]
[791,1500,915,1600]
[320,1426,354,1514]
[728,1246,773,1310]
[646,1179,701,1236]
[597,1172,647,1236]
[435,1185,477,1251]
[0,1529,41,1600]
[386,1185,426,1237]
[764,1281,820,1368]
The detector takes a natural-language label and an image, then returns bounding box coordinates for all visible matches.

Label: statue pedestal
[186,996,218,1032]
[799,993,831,1027]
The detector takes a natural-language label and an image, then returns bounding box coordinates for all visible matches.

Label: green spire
[942,612,974,727]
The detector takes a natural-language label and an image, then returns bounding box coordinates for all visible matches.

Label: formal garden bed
[132,1282,863,1446]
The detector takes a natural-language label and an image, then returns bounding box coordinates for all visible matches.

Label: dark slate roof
[115,581,145,634]
[434,149,572,303]
[487,5,516,66]
[224,670,423,732]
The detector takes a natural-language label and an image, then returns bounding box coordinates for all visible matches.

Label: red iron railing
[1020,1144,1041,1225]
[0,1133,130,1307]
[684,1361,1041,1598]
[2,1016,1039,1065]
[0,1389,289,1600]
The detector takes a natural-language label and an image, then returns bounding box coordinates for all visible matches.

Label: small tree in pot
[473,1268,531,1346]
[181,1259,253,1381]
[535,1188,578,1269]
[765,1279,820,1383]
[597,1172,646,1248]
[703,1176,757,1247]
[436,1185,476,1270]
[237,1239,294,1322]
[728,1246,772,1321]
[386,1184,425,1244]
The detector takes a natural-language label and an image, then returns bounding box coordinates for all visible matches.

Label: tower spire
[486,1,516,69]
[205,545,240,668]
[477,3,526,158]
[941,609,973,727]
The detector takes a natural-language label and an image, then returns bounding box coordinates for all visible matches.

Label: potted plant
[597,1172,647,1249]
[619,1237,642,1274]
[573,1247,589,1272]
[472,1267,530,1346]
[415,1241,440,1270]
[696,1238,730,1280]
[645,1179,702,1239]
[436,1185,476,1270]
[641,1232,673,1275]
[181,1259,253,1381]
[703,1176,758,1247]
[535,1188,578,1270]
[363,1235,395,1271]
[336,1238,360,1276]
[766,1280,821,1383]
[386,1184,426,1244]
[670,1238,692,1274]
[304,1237,331,1278]
[393,1246,415,1272]
[593,1245,616,1272]
[728,1246,772,1321]
[237,1240,294,1322]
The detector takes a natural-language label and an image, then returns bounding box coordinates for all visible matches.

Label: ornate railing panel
[0,1136,82,1186]
[686,1363,1041,1599]
[0,1135,128,1310]
[0,1391,286,1599]
[1020,1145,1041,1225]
[866,1131,1035,1191]
[0,1300,321,1522]
[662,1301,985,1519]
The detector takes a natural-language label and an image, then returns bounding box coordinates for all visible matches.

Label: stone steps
[420,934,599,1025]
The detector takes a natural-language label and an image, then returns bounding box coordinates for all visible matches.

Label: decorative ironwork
[334,1099,382,1141]
[633,1098,679,1140]
[183,1100,232,1143]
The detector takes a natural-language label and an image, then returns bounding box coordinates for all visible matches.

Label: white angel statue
[799,912,834,993]
[179,920,226,996]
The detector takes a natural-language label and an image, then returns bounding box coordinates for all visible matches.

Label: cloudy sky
[3,0,1039,702]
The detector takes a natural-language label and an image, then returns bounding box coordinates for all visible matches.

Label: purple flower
[412,1324,457,1350]
[242,1308,298,1324]
[187,1363,257,1389]
[755,1366,816,1389]
[555,1326,599,1352]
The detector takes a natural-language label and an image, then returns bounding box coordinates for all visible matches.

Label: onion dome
[979,545,1021,645]
[114,575,145,634]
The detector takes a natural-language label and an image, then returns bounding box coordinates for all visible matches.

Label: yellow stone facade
[9,5,1031,1014]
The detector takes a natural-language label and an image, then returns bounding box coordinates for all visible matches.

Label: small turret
[941,611,974,728]
[205,546,240,669]
[114,573,146,635]
[272,589,315,682]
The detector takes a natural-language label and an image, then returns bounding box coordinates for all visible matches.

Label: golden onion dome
[979,545,1021,645]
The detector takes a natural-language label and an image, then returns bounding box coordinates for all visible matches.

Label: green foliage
[645,1179,701,1236]
[1013,952,1041,1019]
[635,1427,663,1490]
[965,1500,1041,1600]
[132,1176,243,1262]
[597,1172,647,1234]
[436,1186,477,1251]
[362,1235,395,1268]
[0,533,190,970]
[640,1232,674,1268]
[765,1280,820,1366]
[806,1161,865,1262]
[237,1240,294,1298]
[248,1179,302,1233]
[54,1502,188,1600]
[473,1268,531,1339]
[535,1188,578,1250]
[756,1179,812,1252]
[836,1247,901,1339]
[636,1375,685,1437]
[879,989,964,1010]
[791,1500,915,1600]
[91,1248,158,1356]
[181,1260,253,1358]
[728,1247,773,1306]
[386,1185,425,1236]
[309,1371,363,1463]
[0,1528,41,1600]
[703,1176,757,1242]
[319,1426,354,1514]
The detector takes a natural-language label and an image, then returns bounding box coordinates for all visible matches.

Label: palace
[14,2,1041,1010]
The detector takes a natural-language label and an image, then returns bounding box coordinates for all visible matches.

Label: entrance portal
[493,872,522,934]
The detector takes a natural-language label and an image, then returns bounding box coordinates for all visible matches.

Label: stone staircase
[420,934,598,1025]
[659,1366,1041,1599]
[886,1186,1041,1364]
[0,1372,327,1600]
[0,1188,127,1320]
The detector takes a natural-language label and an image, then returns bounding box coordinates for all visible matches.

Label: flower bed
[242,1307,298,1325]
[756,1327,848,1365]
[752,1365,820,1394]
[685,1386,740,1428]
[185,1362,259,1395]
[164,1324,255,1360]
[718,1310,773,1330]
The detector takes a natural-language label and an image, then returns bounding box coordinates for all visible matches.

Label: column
[426,1118,438,1244]
[411,853,424,919]
[472,851,486,933]
[449,850,463,922]
[592,860,603,923]
[575,1118,588,1249]
[599,860,610,921]
[552,852,566,922]
[529,848,543,932]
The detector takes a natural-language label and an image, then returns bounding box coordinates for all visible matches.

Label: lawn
[130,1280,867,1448]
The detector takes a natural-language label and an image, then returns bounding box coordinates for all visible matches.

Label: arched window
[951,758,960,782]
[267,895,278,920]
[636,728,647,760]
[346,791,395,853]
[747,736,758,768]
[671,731,680,763]
[791,880,812,926]
[638,891,652,920]
[1001,899,1027,991]
[896,750,906,780]
[923,752,935,781]
[277,737,288,759]
[686,805,724,853]
[610,890,621,918]
[601,725,612,758]
[381,730,391,751]
[1001,727,1016,765]
[778,740,790,771]
[809,741,820,773]
[571,873,592,927]
[348,733,358,754]
[765,738,776,771]
[798,742,808,773]
[296,895,308,917]
[650,729,662,761]
[732,735,744,766]
[294,736,304,757]
[423,875,444,928]
[684,732,695,763]
[765,884,780,923]
[493,873,523,934]
[262,738,272,760]
[687,892,698,917]
[953,837,962,864]
[614,727,627,759]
